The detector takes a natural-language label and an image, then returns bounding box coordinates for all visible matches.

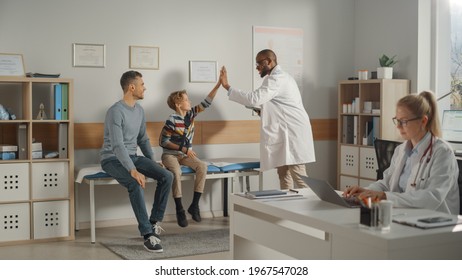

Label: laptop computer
[301,176,359,208]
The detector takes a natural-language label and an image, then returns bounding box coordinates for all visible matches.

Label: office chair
[374,139,402,180]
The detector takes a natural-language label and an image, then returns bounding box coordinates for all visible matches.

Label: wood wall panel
[74,119,337,149]
[200,120,261,144]
[74,123,104,149]
[311,119,337,141]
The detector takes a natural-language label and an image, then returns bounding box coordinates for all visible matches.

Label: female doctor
[344,91,459,214]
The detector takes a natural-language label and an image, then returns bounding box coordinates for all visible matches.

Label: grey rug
[101,228,229,260]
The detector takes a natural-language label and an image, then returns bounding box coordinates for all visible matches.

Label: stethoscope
[410,134,434,187]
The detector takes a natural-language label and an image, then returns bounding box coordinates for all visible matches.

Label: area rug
[101,228,229,260]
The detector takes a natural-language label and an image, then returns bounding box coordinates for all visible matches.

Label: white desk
[230,189,462,259]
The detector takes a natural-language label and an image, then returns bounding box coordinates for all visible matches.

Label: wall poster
[252,26,304,91]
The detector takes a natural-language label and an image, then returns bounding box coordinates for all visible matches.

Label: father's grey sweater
[100,100,153,171]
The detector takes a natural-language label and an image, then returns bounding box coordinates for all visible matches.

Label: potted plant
[377,54,397,79]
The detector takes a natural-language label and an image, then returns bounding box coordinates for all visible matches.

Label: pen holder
[360,204,379,228]
[360,200,393,232]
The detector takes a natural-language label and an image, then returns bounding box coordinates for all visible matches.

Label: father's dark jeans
[101,155,173,236]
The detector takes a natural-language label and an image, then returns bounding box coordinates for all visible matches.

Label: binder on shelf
[17,124,27,159]
[373,117,380,142]
[58,123,68,158]
[54,83,62,120]
[61,83,69,120]
[365,121,374,146]
[353,116,358,145]
[342,116,348,143]
[343,116,355,144]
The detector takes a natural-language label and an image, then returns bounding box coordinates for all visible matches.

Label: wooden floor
[0,217,231,260]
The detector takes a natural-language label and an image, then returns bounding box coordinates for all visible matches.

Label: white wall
[1,0,355,226]
[353,0,432,93]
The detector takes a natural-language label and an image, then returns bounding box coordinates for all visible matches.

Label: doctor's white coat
[228,65,315,171]
[368,135,460,214]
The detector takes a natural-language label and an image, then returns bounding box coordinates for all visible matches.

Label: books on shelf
[26,72,61,78]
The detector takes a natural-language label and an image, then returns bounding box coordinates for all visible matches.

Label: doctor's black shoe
[144,235,163,253]
[176,209,188,227]
[188,205,201,222]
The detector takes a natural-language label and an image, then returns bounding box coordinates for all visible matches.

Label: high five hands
[220,66,230,90]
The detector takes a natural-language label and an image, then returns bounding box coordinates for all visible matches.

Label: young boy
[159,77,221,227]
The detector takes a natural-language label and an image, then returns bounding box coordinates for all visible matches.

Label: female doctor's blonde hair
[397,91,442,138]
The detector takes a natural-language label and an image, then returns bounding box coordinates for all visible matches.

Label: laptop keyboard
[343,196,360,206]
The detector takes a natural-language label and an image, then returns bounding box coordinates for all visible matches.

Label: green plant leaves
[379,54,397,67]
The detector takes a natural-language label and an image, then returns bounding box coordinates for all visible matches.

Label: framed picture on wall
[0,53,25,76]
[129,46,159,70]
[189,60,217,83]
[72,43,106,68]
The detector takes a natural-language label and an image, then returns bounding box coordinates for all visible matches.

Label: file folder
[353,116,358,145]
[54,84,62,120]
[58,123,68,158]
[17,123,28,159]
[61,83,68,120]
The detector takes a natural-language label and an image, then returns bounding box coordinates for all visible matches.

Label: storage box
[32,151,43,159]
[0,152,16,160]
[31,142,42,152]
[32,162,69,199]
[33,200,69,239]
[0,203,31,242]
[0,163,29,202]
[0,144,18,152]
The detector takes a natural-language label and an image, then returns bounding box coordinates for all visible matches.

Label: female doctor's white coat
[368,134,460,214]
[227,65,316,171]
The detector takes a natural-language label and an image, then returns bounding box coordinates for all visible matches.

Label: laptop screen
[442,110,462,143]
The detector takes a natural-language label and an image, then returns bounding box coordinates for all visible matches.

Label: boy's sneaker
[144,235,163,253]
[152,223,165,238]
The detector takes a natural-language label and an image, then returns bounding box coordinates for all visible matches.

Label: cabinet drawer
[339,176,359,191]
[33,200,69,239]
[359,147,377,179]
[340,145,359,176]
[32,162,69,199]
[0,203,30,242]
[0,163,29,202]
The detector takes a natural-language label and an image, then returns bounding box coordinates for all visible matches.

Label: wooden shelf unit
[337,79,409,190]
[0,76,74,245]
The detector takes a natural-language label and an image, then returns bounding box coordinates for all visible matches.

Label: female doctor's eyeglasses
[392,116,421,127]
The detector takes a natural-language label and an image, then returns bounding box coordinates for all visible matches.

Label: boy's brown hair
[167,90,187,111]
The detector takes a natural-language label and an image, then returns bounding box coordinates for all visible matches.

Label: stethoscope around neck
[411,134,434,187]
